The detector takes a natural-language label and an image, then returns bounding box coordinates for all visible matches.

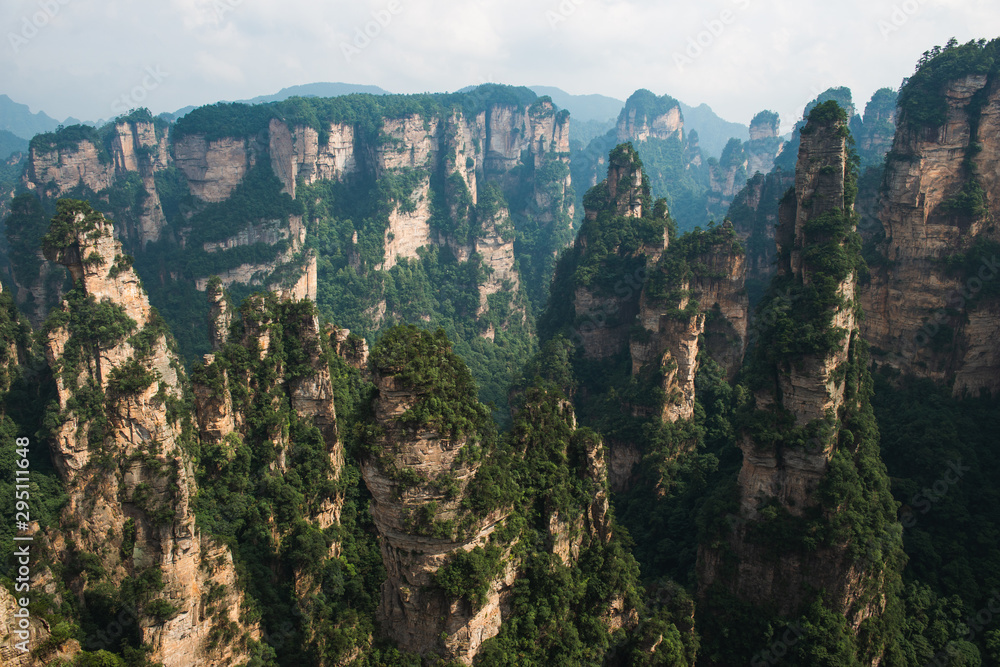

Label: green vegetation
[174,85,540,143]
[4,193,49,286]
[189,293,395,666]
[0,287,66,581]
[369,326,495,439]
[29,124,109,162]
[186,164,303,247]
[434,546,504,607]
[898,37,999,129]
[41,199,109,256]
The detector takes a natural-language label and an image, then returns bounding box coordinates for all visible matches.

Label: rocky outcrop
[173,135,249,203]
[630,221,748,423]
[194,290,345,552]
[707,139,748,219]
[566,145,658,361]
[700,104,898,654]
[746,110,784,176]
[617,91,683,143]
[23,120,171,247]
[269,119,357,198]
[330,326,370,371]
[861,74,1000,395]
[38,202,258,667]
[728,169,797,304]
[856,88,897,167]
[379,180,434,271]
[361,331,514,664]
[24,140,115,197]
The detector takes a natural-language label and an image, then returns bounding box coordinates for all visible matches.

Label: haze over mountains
[0,83,751,162]
[5,32,1000,667]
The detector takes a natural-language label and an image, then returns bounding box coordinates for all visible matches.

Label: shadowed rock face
[861,74,1000,395]
[699,104,897,654]
[37,203,259,667]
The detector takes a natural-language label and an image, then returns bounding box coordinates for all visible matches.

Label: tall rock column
[38,200,258,667]
[699,103,901,663]
[360,326,514,664]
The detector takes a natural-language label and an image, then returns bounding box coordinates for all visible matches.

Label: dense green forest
[4,38,1000,667]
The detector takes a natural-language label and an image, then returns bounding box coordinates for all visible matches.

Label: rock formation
[616,90,684,143]
[745,110,784,176]
[699,103,900,662]
[707,138,749,220]
[861,73,1000,395]
[36,201,259,667]
[360,327,514,664]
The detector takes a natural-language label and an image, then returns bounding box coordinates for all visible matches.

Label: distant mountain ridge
[0,94,62,139]
[678,100,749,158]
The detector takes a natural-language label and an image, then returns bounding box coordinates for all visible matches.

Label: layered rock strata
[861,74,1000,395]
[38,202,258,667]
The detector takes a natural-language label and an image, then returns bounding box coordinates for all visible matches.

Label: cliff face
[25,120,170,246]
[37,202,258,667]
[360,328,514,664]
[861,74,1000,395]
[857,88,897,167]
[630,222,747,424]
[368,101,569,332]
[699,104,900,660]
[746,111,784,176]
[706,138,748,219]
[617,97,683,143]
[12,90,567,362]
[194,289,344,534]
[359,326,631,664]
[547,144,747,492]
[564,144,658,361]
[727,169,796,304]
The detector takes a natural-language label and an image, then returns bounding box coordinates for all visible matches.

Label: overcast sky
[3,0,999,132]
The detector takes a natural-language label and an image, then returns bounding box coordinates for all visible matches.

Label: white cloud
[1,0,999,124]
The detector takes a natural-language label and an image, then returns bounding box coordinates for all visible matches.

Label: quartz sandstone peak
[360,328,513,664]
[37,202,258,667]
[699,105,898,655]
[861,73,1000,395]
